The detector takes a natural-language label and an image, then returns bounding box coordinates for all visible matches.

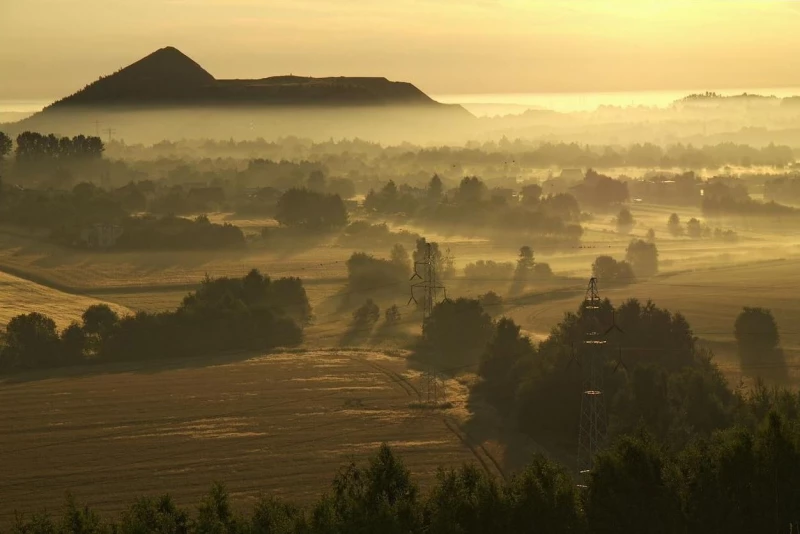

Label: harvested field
[0,271,129,329]
[0,349,505,524]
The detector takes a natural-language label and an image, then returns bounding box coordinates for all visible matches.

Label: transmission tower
[409,242,447,404]
[577,277,608,477]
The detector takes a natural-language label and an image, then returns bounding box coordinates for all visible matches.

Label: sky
[2,0,800,101]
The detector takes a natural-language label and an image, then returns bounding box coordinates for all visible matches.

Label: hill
[32,46,453,110]
[5,47,472,143]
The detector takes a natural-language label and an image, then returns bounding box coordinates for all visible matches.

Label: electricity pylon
[409,242,446,404]
[577,277,607,477]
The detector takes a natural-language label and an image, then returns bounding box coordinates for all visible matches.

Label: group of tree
[592,255,635,284]
[275,187,348,232]
[364,175,584,249]
[0,270,309,372]
[572,169,629,210]
[14,413,800,533]
[764,173,800,205]
[345,244,412,295]
[14,131,104,162]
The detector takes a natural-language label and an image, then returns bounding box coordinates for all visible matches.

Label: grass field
[0,349,512,525]
[0,271,130,329]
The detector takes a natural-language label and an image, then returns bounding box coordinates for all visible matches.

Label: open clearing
[0,349,505,524]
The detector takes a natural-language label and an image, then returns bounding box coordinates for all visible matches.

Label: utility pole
[104,127,116,143]
[409,242,447,404]
[577,277,608,478]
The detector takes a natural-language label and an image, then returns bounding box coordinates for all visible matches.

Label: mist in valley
[4,2,800,531]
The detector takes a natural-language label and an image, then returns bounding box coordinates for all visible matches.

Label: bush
[735,307,780,356]
[346,251,409,294]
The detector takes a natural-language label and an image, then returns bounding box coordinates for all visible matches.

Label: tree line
[11,413,800,534]
[0,270,309,372]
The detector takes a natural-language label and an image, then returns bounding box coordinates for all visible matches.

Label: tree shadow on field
[0,348,270,385]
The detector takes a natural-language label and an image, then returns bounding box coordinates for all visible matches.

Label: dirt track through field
[0,350,498,525]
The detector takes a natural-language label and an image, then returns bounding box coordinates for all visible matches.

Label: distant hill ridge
[45,46,442,109]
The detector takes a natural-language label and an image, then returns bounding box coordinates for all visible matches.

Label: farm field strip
[0,350,491,524]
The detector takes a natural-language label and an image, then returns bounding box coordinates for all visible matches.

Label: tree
[585,433,682,534]
[504,455,584,533]
[82,304,120,340]
[390,244,411,279]
[514,246,535,280]
[353,299,380,326]
[61,322,88,364]
[307,169,326,192]
[646,228,656,242]
[427,174,443,202]
[0,131,11,159]
[275,188,348,231]
[1,312,61,369]
[455,176,487,205]
[686,217,703,239]
[667,213,683,236]
[424,298,495,368]
[520,183,543,206]
[625,239,658,277]
[311,444,420,533]
[385,305,401,324]
[479,318,534,408]
[616,207,635,234]
[734,307,780,356]
[592,255,635,283]
[423,464,504,534]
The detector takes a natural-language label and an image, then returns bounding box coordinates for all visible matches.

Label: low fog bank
[4,91,800,147]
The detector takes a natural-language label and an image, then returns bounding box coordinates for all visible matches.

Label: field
[0,349,514,524]
[2,203,800,522]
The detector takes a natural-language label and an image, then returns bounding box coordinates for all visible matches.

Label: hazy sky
[2,0,800,101]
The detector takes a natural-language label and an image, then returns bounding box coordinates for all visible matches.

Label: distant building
[80,223,123,249]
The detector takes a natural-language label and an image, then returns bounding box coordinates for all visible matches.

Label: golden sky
[2,0,800,100]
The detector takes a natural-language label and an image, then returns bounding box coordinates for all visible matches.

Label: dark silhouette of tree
[625,239,658,277]
[423,298,494,368]
[61,322,88,364]
[346,251,409,294]
[427,174,443,202]
[0,131,11,159]
[585,432,682,534]
[82,304,120,341]
[520,183,543,206]
[275,188,347,232]
[0,312,60,369]
[310,443,420,533]
[353,299,380,326]
[646,228,656,242]
[385,305,401,324]
[479,318,534,409]
[734,307,782,376]
[307,169,326,192]
[464,260,514,281]
[686,217,703,239]
[514,246,535,280]
[667,213,683,236]
[616,207,634,234]
[592,255,635,284]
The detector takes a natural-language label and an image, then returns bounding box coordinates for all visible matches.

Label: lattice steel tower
[577,277,607,476]
[409,242,447,403]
